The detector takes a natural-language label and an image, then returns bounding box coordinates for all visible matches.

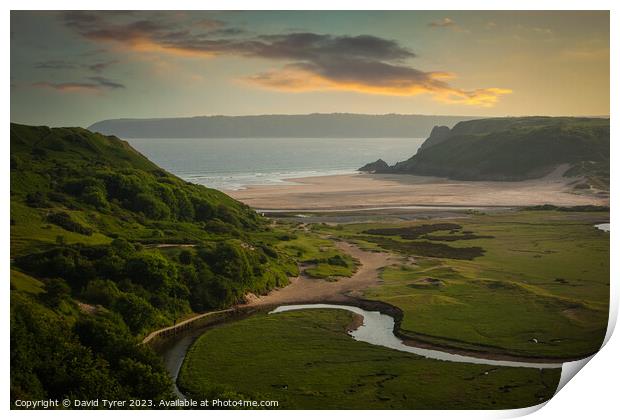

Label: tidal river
[270,304,563,369]
[163,302,563,397]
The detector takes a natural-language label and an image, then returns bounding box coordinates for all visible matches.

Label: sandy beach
[227,168,609,210]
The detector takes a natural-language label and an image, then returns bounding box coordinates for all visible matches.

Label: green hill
[10,123,265,253]
[10,123,298,404]
[365,117,609,188]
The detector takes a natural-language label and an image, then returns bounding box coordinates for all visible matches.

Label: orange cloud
[245,67,511,107]
[32,81,102,94]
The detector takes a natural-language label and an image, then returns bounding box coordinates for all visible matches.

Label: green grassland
[314,211,609,358]
[179,309,560,409]
[10,269,45,294]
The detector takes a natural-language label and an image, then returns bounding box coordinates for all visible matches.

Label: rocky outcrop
[358,159,389,173]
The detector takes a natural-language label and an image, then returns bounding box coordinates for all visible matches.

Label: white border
[3,2,617,419]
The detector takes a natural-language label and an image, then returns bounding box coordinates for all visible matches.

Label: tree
[125,253,177,291]
[42,278,71,308]
[111,238,135,258]
[117,358,173,400]
[81,279,121,307]
[210,242,252,285]
[82,185,109,210]
[133,193,171,220]
[178,249,193,265]
[113,294,159,335]
[11,295,121,402]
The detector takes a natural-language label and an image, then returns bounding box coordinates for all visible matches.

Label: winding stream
[270,304,563,369]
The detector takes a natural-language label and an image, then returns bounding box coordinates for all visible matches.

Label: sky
[10,10,610,127]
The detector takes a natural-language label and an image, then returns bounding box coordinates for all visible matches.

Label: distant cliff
[360,117,610,185]
[88,113,475,138]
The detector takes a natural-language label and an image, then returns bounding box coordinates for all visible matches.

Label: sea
[126,137,424,191]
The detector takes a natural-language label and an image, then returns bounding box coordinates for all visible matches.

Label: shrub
[25,192,50,208]
[125,253,177,291]
[113,294,159,335]
[47,212,93,236]
[42,278,71,308]
[81,279,121,307]
[82,186,109,210]
[133,193,171,220]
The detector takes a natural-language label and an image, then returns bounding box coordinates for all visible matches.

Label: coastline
[227,170,609,210]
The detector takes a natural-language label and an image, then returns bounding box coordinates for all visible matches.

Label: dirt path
[142,308,235,344]
[145,243,197,249]
[243,241,393,307]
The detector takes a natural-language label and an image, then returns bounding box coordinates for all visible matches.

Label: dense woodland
[10,124,298,404]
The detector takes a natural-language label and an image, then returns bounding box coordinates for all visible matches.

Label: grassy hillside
[10,123,302,404]
[376,117,609,186]
[10,124,261,253]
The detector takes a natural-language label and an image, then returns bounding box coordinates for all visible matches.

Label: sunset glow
[10,10,610,126]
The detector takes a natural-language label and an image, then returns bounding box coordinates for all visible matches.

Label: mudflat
[228,168,608,210]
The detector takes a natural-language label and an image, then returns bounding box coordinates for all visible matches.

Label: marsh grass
[317,211,609,358]
[178,309,560,409]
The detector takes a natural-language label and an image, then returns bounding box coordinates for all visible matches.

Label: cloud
[532,27,553,35]
[428,17,470,33]
[35,58,118,73]
[193,18,227,30]
[32,81,102,93]
[60,11,510,106]
[62,12,414,61]
[35,60,77,70]
[429,17,457,28]
[515,24,554,37]
[210,28,246,36]
[87,76,125,89]
[32,76,125,94]
[246,63,510,107]
[79,48,110,56]
[86,60,119,73]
